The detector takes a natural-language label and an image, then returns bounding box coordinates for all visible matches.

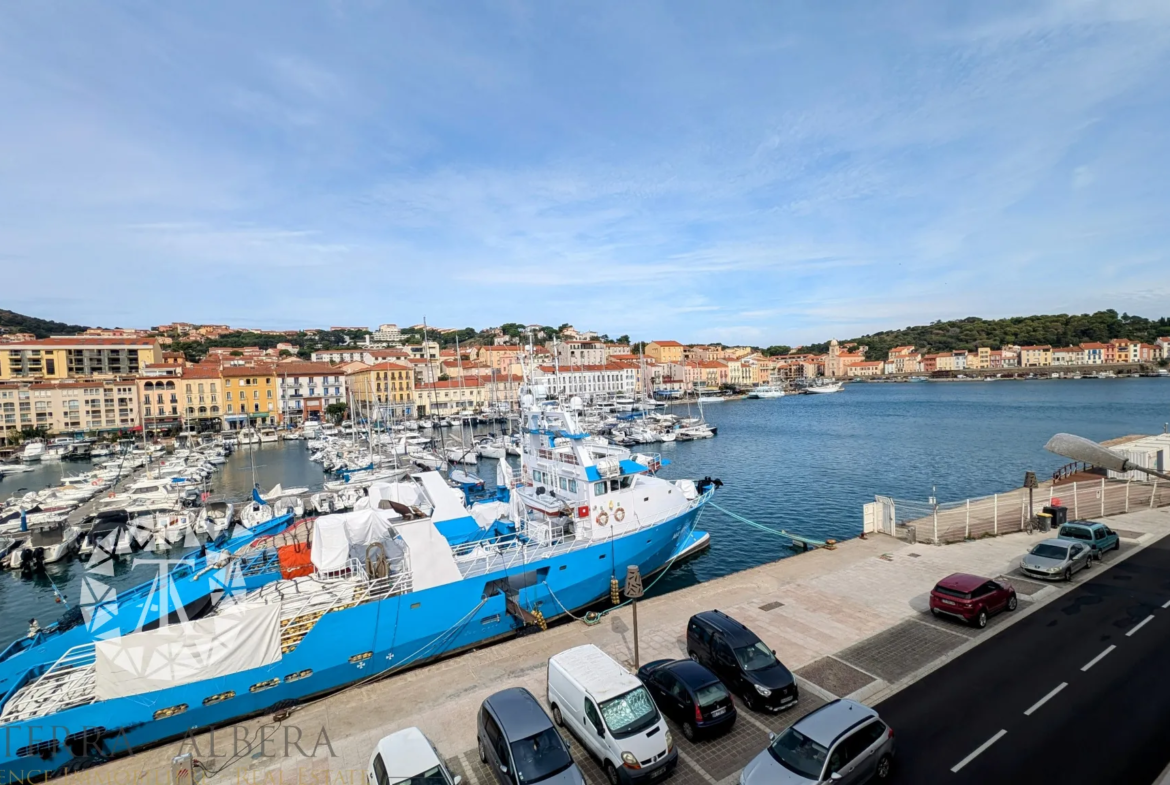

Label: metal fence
[864,478,1170,545]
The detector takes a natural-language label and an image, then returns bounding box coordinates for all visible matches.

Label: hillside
[0,309,88,339]
[801,310,1170,359]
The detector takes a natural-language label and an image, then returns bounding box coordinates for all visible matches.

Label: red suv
[929,573,1017,628]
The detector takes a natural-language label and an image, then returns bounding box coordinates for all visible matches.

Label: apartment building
[0,336,161,380]
[554,340,607,367]
[1019,346,1053,367]
[530,363,640,399]
[276,363,347,425]
[414,378,488,415]
[1,380,139,438]
[645,341,685,364]
[1052,347,1086,366]
[221,363,279,429]
[136,365,184,432]
[372,324,402,343]
[349,362,414,419]
[845,361,884,377]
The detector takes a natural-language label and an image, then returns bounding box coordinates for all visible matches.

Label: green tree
[763,345,792,356]
[278,349,293,358]
[325,402,348,423]
[616,335,630,345]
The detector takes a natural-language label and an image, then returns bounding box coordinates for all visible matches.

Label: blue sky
[1,1,1168,345]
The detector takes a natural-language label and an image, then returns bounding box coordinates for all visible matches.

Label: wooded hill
[0,309,88,339]
[801,310,1170,359]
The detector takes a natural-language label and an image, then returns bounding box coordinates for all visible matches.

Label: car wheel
[478,737,487,763]
[1114,540,1121,551]
[742,690,756,712]
[682,720,696,741]
[1007,595,1018,611]
[875,754,892,780]
[1064,567,1073,582]
[975,610,988,629]
[551,705,563,727]
[604,761,620,785]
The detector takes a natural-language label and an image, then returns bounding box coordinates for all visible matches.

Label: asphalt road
[879,532,1170,785]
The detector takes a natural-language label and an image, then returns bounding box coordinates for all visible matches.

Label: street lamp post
[624,565,645,669]
[1044,433,1170,482]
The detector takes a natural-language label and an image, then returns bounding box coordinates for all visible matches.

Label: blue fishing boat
[0,396,712,781]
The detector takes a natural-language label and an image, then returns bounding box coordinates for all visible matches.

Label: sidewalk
[58,506,1170,785]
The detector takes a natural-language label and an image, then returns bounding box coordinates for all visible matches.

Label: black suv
[686,610,798,712]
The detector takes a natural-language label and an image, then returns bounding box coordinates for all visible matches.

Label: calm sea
[1,378,1166,642]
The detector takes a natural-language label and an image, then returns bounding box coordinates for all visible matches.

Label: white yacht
[807,381,844,394]
[19,442,45,463]
[747,385,786,399]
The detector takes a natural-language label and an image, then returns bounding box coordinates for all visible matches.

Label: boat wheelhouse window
[594,481,607,496]
[557,477,577,493]
[621,476,633,489]
[609,479,620,492]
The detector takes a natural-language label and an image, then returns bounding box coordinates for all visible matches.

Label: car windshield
[768,727,828,780]
[600,686,659,735]
[1032,544,1070,559]
[734,641,778,672]
[509,728,573,783]
[391,765,450,785]
[695,682,730,707]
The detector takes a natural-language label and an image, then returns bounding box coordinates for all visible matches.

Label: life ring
[108,492,116,499]
[614,507,626,523]
[596,511,609,526]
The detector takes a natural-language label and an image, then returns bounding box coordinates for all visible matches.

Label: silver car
[1020,538,1092,582]
[740,699,894,784]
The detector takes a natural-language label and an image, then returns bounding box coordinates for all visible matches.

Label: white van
[547,644,677,785]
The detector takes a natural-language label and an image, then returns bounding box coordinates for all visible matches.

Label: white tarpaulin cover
[470,500,509,530]
[310,509,396,572]
[94,602,281,700]
[414,471,469,523]
[355,481,424,512]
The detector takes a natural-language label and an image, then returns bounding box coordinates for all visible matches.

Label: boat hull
[0,502,708,781]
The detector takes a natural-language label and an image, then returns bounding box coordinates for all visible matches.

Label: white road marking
[1024,682,1068,716]
[951,729,1007,773]
[1127,615,1155,637]
[1081,645,1116,672]
[1162,599,1170,610]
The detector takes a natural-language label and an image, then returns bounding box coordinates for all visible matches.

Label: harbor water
[2,378,1167,642]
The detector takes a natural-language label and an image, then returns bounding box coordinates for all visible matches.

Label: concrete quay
[58,505,1170,785]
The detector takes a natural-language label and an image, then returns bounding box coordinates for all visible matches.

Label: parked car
[547,644,676,785]
[477,687,585,785]
[687,610,798,712]
[740,699,894,784]
[636,659,737,740]
[368,727,462,785]
[1020,538,1092,581]
[1057,521,1120,559]
[928,573,1018,628]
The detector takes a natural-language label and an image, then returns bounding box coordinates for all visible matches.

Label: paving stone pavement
[835,619,968,683]
[795,656,876,698]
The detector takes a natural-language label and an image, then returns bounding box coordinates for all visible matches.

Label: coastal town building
[349,362,414,419]
[1019,345,1053,367]
[530,363,640,399]
[554,340,607,368]
[1052,347,1086,366]
[845,361,884,377]
[1,379,139,438]
[221,363,278,430]
[277,363,347,425]
[413,378,488,415]
[372,324,402,343]
[0,336,161,380]
[645,341,685,365]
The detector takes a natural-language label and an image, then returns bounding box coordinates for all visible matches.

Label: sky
[1,1,1168,346]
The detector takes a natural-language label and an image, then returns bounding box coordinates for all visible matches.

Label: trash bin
[1036,512,1053,532]
[1043,505,1069,526]
[906,525,917,545]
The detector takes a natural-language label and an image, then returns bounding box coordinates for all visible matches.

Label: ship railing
[275,561,412,652]
[0,643,97,724]
[456,490,711,579]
